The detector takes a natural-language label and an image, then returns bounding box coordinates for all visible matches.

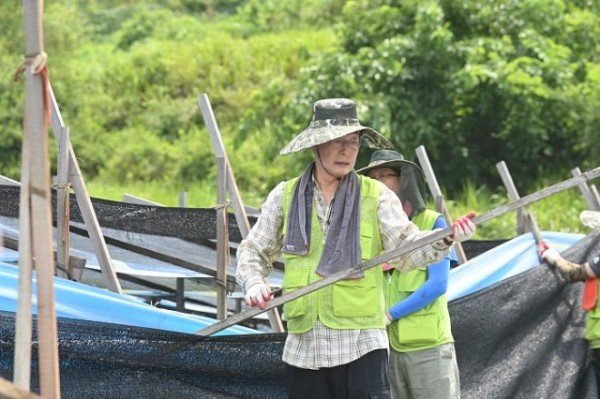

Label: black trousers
[285,349,391,399]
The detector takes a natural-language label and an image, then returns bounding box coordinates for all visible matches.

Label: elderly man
[236,98,476,399]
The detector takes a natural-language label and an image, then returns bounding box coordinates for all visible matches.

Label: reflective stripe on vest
[385,209,454,352]
[282,175,385,333]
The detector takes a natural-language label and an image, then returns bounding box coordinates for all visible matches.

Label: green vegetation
[0,1,597,238]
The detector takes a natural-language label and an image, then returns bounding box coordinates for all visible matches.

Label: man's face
[368,167,403,193]
[315,133,361,178]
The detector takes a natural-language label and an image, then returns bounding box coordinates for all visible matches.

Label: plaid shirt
[236,176,450,369]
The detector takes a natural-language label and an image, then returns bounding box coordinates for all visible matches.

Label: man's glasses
[329,138,361,150]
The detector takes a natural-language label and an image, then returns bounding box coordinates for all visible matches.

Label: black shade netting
[0,185,255,244]
[0,232,597,398]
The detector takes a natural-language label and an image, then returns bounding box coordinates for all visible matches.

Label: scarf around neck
[283,162,362,278]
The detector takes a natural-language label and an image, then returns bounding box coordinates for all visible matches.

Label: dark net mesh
[461,239,508,259]
[0,185,255,244]
[0,233,597,398]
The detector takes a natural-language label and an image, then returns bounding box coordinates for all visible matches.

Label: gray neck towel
[283,162,362,278]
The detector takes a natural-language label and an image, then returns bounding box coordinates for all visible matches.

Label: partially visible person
[236,98,476,399]
[358,150,460,399]
[538,210,600,394]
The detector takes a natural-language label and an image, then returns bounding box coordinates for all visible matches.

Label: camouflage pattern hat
[279,98,393,155]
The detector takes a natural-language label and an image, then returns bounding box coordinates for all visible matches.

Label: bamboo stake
[20,1,60,397]
[197,166,600,336]
[415,145,468,264]
[496,161,543,243]
[198,94,284,332]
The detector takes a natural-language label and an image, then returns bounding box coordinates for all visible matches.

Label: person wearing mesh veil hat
[538,210,600,394]
[236,98,476,399]
[358,150,460,399]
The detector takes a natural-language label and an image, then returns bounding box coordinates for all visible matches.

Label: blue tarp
[0,261,255,336]
[0,232,582,336]
[448,231,583,301]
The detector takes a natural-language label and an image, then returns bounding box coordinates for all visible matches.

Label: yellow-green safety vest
[384,209,454,352]
[282,174,385,334]
[584,281,600,348]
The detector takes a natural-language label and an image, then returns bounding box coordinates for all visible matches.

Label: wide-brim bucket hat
[581,210,600,230]
[356,149,423,177]
[280,98,393,155]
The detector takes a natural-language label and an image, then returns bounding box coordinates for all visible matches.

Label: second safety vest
[281,174,385,334]
[384,209,454,352]
[584,280,600,348]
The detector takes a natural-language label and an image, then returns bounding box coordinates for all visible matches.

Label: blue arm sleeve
[388,216,451,320]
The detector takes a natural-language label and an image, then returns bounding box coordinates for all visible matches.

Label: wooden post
[178,191,187,208]
[49,85,122,294]
[496,161,542,243]
[56,126,70,279]
[19,1,60,397]
[215,158,229,320]
[198,94,284,332]
[414,145,468,264]
[0,377,41,399]
[591,185,600,210]
[572,167,600,211]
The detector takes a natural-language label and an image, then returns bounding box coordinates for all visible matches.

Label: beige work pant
[389,342,460,399]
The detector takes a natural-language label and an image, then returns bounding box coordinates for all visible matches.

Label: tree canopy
[0,0,597,200]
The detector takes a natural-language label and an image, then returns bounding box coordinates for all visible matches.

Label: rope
[13,52,51,127]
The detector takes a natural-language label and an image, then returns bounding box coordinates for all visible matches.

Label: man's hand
[244,282,273,310]
[538,240,562,265]
[445,211,476,244]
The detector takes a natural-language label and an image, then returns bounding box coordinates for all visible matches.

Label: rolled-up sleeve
[377,184,450,271]
[236,182,286,291]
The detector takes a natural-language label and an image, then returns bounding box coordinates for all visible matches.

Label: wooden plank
[414,145,468,264]
[198,94,284,332]
[496,161,542,243]
[572,167,600,211]
[21,1,60,396]
[0,175,20,186]
[591,185,600,210]
[49,85,122,294]
[215,158,229,320]
[56,126,71,280]
[13,95,33,392]
[197,166,600,336]
[0,376,40,399]
[122,194,164,207]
